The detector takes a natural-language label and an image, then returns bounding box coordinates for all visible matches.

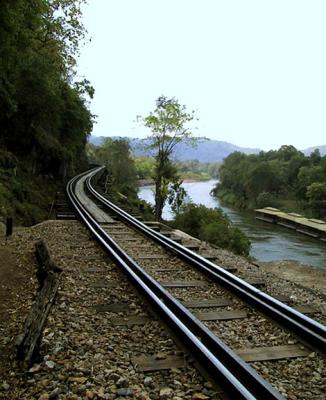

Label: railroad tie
[137,255,168,260]
[195,310,247,321]
[159,280,207,288]
[235,344,311,362]
[132,354,186,372]
[182,298,232,308]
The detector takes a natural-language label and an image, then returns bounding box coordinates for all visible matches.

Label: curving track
[67,167,325,400]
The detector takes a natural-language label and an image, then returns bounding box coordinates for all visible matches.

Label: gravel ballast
[0,219,325,399]
[0,221,221,400]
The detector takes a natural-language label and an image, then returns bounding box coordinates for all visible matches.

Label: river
[138,180,326,269]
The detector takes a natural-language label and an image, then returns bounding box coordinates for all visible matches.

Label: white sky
[77,0,326,150]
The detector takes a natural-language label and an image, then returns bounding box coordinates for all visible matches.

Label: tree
[167,180,189,216]
[134,157,155,180]
[309,149,321,166]
[0,0,93,178]
[296,165,324,199]
[208,162,221,179]
[95,138,138,197]
[139,96,196,220]
[256,192,278,208]
[0,0,94,224]
[277,145,302,162]
[306,182,326,217]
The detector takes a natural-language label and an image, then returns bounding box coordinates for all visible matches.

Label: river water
[138,180,326,269]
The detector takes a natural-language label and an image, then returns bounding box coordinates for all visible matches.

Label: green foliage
[215,145,326,218]
[138,96,197,220]
[0,162,58,224]
[256,192,279,209]
[171,204,251,256]
[134,157,220,182]
[306,182,326,217]
[134,157,156,180]
[296,165,324,199]
[176,160,220,180]
[167,180,189,216]
[0,0,93,224]
[91,138,138,198]
[0,0,93,177]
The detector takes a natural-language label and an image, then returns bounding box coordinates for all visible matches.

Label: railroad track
[67,167,325,400]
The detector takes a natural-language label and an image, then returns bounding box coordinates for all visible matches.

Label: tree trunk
[155,178,163,221]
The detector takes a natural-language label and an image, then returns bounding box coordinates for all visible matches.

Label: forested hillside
[0,0,94,224]
[89,135,326,161]
[89,136,260,162]
[214,145,326,218]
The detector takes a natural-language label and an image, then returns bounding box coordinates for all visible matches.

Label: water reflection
[138,180,326,269]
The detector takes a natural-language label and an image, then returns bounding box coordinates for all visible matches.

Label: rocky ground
[174,229,326,319]
[257,260,326,296]
[0,220,325,400]
[0,221,221,400]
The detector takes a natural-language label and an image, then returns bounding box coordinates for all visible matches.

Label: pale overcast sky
[77,0,326,150]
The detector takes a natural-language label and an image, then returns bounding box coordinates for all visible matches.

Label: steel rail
[67,169,284,400]
[87,167,326,354]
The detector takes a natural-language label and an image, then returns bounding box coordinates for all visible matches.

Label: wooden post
[16,240,62,366]
[6,217,13,237]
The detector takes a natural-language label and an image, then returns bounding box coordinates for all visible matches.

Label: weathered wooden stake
[16,240,62,366]
[6,217,13,237]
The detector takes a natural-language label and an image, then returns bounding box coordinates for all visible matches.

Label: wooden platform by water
[255,207,326,241]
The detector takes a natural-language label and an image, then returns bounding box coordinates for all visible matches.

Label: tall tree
[139,96,196,220]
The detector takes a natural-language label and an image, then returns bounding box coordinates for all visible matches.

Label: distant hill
[89,136,104,146]
[88,135,260,162]
[302,145,326,156]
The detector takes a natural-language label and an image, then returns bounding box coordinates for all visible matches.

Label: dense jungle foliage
[213,145,326,218]
[0,0,94,224]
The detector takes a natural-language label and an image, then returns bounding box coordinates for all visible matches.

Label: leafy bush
[171,204,251,256]
[256,192,279,208]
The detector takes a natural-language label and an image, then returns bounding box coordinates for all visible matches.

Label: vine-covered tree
[138,96,196,220]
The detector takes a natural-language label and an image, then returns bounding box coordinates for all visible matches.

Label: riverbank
[214,188,326,223]
[139,180,326,269]
[257,260,326,297]
[138,177,211,187]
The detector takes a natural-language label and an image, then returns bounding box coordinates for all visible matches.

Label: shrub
[256,192,279,208]
[171,204,251,256]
